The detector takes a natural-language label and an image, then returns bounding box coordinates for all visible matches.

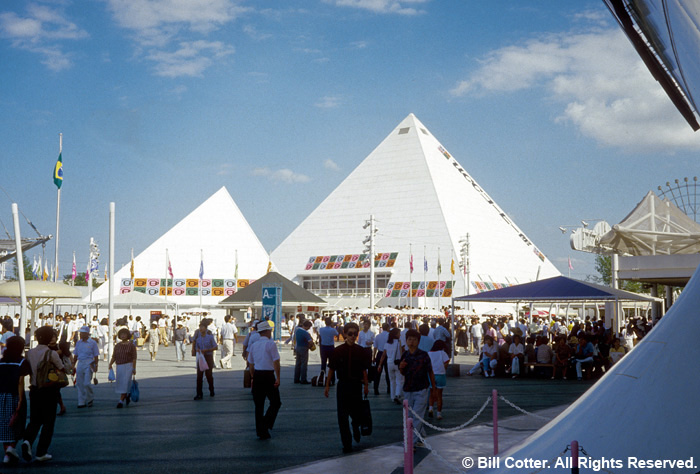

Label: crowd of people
[0,307,656,462]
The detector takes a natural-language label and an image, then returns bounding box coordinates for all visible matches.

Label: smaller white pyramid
[91,187,270,305]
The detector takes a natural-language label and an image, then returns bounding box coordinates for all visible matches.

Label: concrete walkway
[7,344,591,473]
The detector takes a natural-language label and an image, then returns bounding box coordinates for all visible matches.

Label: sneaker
[21,441,31,462]
[116,402,124,408]
[193,395,203,400]
[437,412,443,420]
[427,409,433,418]
[3,455,9,464]
[35,454,52,462]
[6,446,19,462]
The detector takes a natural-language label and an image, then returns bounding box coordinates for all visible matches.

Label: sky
[1,0,699,284]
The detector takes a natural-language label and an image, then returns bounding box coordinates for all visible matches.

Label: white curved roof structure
[599,191,700,255]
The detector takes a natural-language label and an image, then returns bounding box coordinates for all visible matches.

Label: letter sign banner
[262,285,282,340]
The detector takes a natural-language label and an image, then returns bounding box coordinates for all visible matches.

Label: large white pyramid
[91,187,270,305]
[271,114,560,308]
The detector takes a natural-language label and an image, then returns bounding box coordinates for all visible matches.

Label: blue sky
[1,0,699,282]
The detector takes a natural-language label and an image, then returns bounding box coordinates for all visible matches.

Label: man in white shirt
[72,326,99,408]
[247,321,281,440]
[219,315,238,369]
[470,319,483,354]
[357,319,375,361]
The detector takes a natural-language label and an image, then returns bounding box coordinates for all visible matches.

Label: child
[427,340,450,420]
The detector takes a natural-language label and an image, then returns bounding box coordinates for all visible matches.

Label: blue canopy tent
[452,276,662,332]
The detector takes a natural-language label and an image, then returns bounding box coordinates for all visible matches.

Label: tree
[62,271,102,288]
[12,254,33,281]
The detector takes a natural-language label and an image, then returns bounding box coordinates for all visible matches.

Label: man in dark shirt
[399,329,435,448]
[324,322,369,454]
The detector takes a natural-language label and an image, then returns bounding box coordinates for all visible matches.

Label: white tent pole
[108,202,115,362]
[11,203,28,341]
[409,243,413,308]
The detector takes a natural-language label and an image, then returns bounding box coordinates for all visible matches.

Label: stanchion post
[571,440,579,474]
[492,389,498,455]
[405,418,414,474]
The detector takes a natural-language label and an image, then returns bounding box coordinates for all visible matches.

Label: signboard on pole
[262,285,282,340]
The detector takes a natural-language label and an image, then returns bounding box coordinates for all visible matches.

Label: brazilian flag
[53,153,63,189]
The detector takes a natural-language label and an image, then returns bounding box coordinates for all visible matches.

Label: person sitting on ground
[508,334,524,378]
[478,335,498,377]
[524,336,536,365]
[498,335,512,376]
[609,337,626,365]
[534,336,553,378]
[552,336,572,380]
[574,334,595,381]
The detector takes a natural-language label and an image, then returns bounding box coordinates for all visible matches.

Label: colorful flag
[31,257,38,279]
[85,259,90,282]
[37,257,43,281]
[267,260,272,274]
[568,257,574,270]
[424,257,428,272]
[43,263,48,281]
[71,253,77,281]
[451,259,455,275]
[199,258,204,280]
[409,254,414,273]
[130,249,135,280]
[437,256,442,275]
[53,153,63,189]
[168,257,173,279]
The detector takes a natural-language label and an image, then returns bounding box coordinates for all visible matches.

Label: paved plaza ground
[6,344,592,474]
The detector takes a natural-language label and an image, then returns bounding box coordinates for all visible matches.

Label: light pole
[459,234,470,311]
[363,215,378,308]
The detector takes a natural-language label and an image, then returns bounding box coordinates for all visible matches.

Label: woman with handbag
[108,328,137,408]
[0,336,30,464]
[22,326,65,463]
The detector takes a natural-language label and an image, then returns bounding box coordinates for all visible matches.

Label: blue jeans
[294,346,309,383]
[406,388,429,444]
[175,340,186,361]
[481,356,494,375]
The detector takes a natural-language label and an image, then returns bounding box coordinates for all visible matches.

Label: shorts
[431,374,447,389]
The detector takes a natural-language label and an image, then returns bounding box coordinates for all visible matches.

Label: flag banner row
[385,288,453,298]
[471,281,514,293]
[387,280,453,290]
[305,252,398,270]
[119,277,254,296]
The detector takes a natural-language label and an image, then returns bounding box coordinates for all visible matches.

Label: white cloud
[252,167,311,183]
[217,163,233,176]
[147,40,234,77]
[243,24,271,41]
[451,28,700,152]
[315,96,342,108]
[106,0,243,77]
[350,40,369,49]
[323,159,340,171]
[0,5,88,71]
[325,0,429,15]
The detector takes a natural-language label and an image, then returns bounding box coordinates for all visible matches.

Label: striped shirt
[113,341,137,365]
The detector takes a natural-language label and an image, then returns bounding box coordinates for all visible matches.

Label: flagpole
[437,247,441,310]
[409,243,413,309]
[199,249,203,309]
[423,245,426,309]
[54,133,62,282]
[165,249,169,317]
